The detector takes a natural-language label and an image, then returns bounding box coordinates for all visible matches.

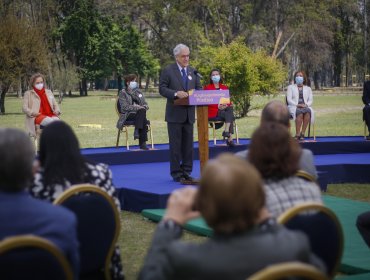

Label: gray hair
[0,128,35,192]
[173,44,189,57]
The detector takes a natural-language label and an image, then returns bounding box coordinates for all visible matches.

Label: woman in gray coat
[116,74,149,150]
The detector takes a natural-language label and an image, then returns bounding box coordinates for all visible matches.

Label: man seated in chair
[139,154,325,280]
[363,80,370,140]
[236,100,317,180]
[0,128,79,278]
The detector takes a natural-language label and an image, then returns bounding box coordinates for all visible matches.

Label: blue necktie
[181,68,188,91]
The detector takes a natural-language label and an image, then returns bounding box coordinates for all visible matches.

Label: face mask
[34,83,44,90]
[211,75,221,83]
[295,76,304,85]
[129,81,137,89]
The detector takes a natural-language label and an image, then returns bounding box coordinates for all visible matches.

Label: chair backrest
[0,235,73,280]
[54,184,121,280]
[277,203,344,278]
[248,262,329,280]
[296,170,317,183]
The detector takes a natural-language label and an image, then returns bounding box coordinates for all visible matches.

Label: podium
[175,89,230,173]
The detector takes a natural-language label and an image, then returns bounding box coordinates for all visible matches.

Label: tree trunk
[313,71,320,90]
[145,75,150,91]
[79,79,88,96]
[0,85,10,114]
[117,76,122,93]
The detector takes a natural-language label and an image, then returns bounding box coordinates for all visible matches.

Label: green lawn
[0,90,369,279]
[0,90,365,147]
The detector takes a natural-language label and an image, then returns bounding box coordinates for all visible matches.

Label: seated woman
[204,69,235,146]
[286,71,314,140]
[22,73,60,137]
[139,154,324,279]
[29,121,124,280]
[248,122,322,218]
[116,74,149,150]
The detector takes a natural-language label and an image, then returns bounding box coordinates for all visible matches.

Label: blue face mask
[295,76,304,85]
[129,81,138,89]
[211,75,221,83]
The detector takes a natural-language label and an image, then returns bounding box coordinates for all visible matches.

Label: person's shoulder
[220,83,229,89]
[162,63,177,72]
[86,161,111,175]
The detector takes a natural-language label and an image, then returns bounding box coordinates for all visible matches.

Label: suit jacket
[139,221,325,280]
[22,89,60,137]
[116,88,149,129]
[235,148,318,180]
[286,84,314,123]
[363,81,370,105]
[0,191,79,278]
[159,63,201,124]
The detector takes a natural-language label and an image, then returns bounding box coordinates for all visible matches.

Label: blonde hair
[29,73,45,88]
[195,153,265,234]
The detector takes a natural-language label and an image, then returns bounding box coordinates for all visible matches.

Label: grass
[0,89,365,147]
[0,89,368,279]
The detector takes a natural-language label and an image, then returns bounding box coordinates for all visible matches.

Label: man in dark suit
[362,81,370,140]
[159,44,202,182]
[0,128,79,278]
[139,154,324,280]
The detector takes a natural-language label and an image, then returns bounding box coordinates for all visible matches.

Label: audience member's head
[39,121,86,186]
[248,122,301,180]
[0,128,34,192]
[261,100,290,127]
[195,153,265,235]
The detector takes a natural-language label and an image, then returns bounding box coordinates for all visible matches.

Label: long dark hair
[39,121,87,187]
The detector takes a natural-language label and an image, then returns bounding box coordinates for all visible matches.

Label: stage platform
[80,136,370,212]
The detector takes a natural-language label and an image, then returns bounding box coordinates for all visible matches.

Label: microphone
[194,70,203,79]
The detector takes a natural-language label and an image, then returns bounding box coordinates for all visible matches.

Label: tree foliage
[194,39,286,117]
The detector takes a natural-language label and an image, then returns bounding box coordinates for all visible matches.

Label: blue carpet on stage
[80,136,370,212]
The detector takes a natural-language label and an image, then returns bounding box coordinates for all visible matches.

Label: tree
[194,39,286,117]
[0,15,48,114]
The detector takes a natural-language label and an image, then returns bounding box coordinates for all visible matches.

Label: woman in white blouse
[286,71,314,140]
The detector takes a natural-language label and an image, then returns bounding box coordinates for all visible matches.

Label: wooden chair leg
[313,123,316,141]
[124,127,129,150]
[149,125,154,149]
[116,129,121,148]
[234,121,239,144]
[212,124,217,145]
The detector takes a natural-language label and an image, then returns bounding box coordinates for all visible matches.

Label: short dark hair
[208,68,223,84]
[261,100,290,127]
[0,128,34,192]
[39,121,87,187]
[195,153,265,235]
[248,122,301,179]
[123,74,137,88]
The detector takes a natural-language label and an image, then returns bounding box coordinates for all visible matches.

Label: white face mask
[34,83,44,90]
[129,81,138,89]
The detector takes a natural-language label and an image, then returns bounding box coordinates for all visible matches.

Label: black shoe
[182,173,194,181]
[134,129,139,140]
[173,175,184,182]
[139,142,148,150]
[227,140,235,147]
[366,135,370,141]
[222,131,231,140]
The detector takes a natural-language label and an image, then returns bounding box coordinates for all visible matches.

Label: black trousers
[363,105,370,134]
[210,106,235,134]
[357,211,370,248]
[127,109,148,143]
[167,122,193,177]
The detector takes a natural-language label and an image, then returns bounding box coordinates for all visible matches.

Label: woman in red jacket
[204,69,235,146]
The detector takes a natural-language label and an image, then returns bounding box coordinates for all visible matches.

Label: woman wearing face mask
[22,73,60,138]
[204,69,235,147]
[287,71,314,140]
[116,74,149,150]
